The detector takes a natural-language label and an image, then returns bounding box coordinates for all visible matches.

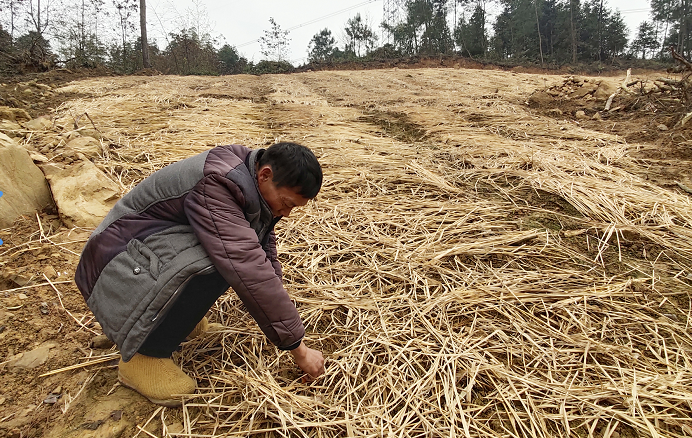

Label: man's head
[256,142,323,218]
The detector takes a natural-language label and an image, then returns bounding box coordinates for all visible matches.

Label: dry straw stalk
[45,69,692,437]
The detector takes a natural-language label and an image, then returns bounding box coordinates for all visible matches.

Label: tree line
[0,0,689,76]
[307,0,690,65]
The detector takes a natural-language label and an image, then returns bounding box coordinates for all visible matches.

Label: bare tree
[260,17,290,62]
[27,0,54,37]
[534,0,543,67]
[0,0,26,41]
[139,0,149,67]
[113,0,137,67]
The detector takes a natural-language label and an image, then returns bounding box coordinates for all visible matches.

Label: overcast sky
[146,0,652,65]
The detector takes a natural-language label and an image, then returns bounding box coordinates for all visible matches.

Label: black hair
[258,142,323,198]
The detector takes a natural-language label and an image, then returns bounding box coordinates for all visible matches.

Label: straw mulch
[51,69,692,437]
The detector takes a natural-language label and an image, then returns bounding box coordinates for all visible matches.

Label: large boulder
[42,160,120,228]
[0,133,54,227]
[593,82,615,101]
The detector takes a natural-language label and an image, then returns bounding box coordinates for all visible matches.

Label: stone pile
[0,106,120,229]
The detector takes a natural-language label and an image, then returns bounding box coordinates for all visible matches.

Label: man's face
[257,165,310,218]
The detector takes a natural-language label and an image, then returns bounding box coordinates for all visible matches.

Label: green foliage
[630,21,660,59]
[57,30,108,69]
[107,40,141,73]
[308,28,336,63]
[491,0,543,61]
[491,0,629,63]
[163,28,219,75]
[384,0,452,56]
[601,10,628,59]
[245,60,294,75]
[53,0,108,69]
[455,3,487,57]
[344,14,378,58]
[650,0,692,58]
[14,30,55,71]
[365,43,401,59]
[381,20,418,56]
[218,44,247,74]
[418,0,454,55]
[260,18,290,62]
[0,25,15,74]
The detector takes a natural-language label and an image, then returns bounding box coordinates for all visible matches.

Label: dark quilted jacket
[75,145,304,361]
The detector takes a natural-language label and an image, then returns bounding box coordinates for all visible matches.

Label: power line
[237,0,379,49]
[617,8,650,13]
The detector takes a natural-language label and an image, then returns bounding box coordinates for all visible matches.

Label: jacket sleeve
[183,173,304,349]
[263,230,283,281]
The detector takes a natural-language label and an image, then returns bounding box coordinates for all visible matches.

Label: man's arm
[184,173,305,349]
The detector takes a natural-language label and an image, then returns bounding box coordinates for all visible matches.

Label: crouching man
[75,142,325,407]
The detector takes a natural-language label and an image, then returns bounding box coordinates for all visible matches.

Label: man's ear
[258,165,273,183]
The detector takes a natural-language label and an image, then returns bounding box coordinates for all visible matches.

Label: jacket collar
[247,149,279,239]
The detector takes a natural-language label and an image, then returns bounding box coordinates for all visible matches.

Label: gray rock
[44,394,60,404]
[8,342,56,370]
[91,334,115,349]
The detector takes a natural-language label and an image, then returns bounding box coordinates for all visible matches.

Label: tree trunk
[597,0,603,61]
[80,0,86,58]
[570,0,577,63]
[140,0,151,68]
[480,0,486,55]
[10,0,17,42]
[534,0,544,67]
[37,0,41,34]
[684,0,690,58]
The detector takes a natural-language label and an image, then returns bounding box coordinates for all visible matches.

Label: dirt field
[1,66,691,438]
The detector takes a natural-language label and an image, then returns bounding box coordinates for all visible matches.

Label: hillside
[1,66,691,438]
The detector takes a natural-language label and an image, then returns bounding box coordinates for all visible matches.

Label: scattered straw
[39,353,119,378]
[41,69,692,437]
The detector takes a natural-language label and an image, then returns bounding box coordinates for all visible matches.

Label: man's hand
[289,340,325,382]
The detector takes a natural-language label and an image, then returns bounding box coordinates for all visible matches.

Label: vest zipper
[151,265,216,322]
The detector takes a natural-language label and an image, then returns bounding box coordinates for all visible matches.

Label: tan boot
[187,316,225,340]
[118,353,196,407]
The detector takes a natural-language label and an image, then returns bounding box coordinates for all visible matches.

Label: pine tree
[344,14,377,58]
[308,28,336,63]
[630,20,659,59]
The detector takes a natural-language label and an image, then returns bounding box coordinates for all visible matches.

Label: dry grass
[43,68,692,437]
